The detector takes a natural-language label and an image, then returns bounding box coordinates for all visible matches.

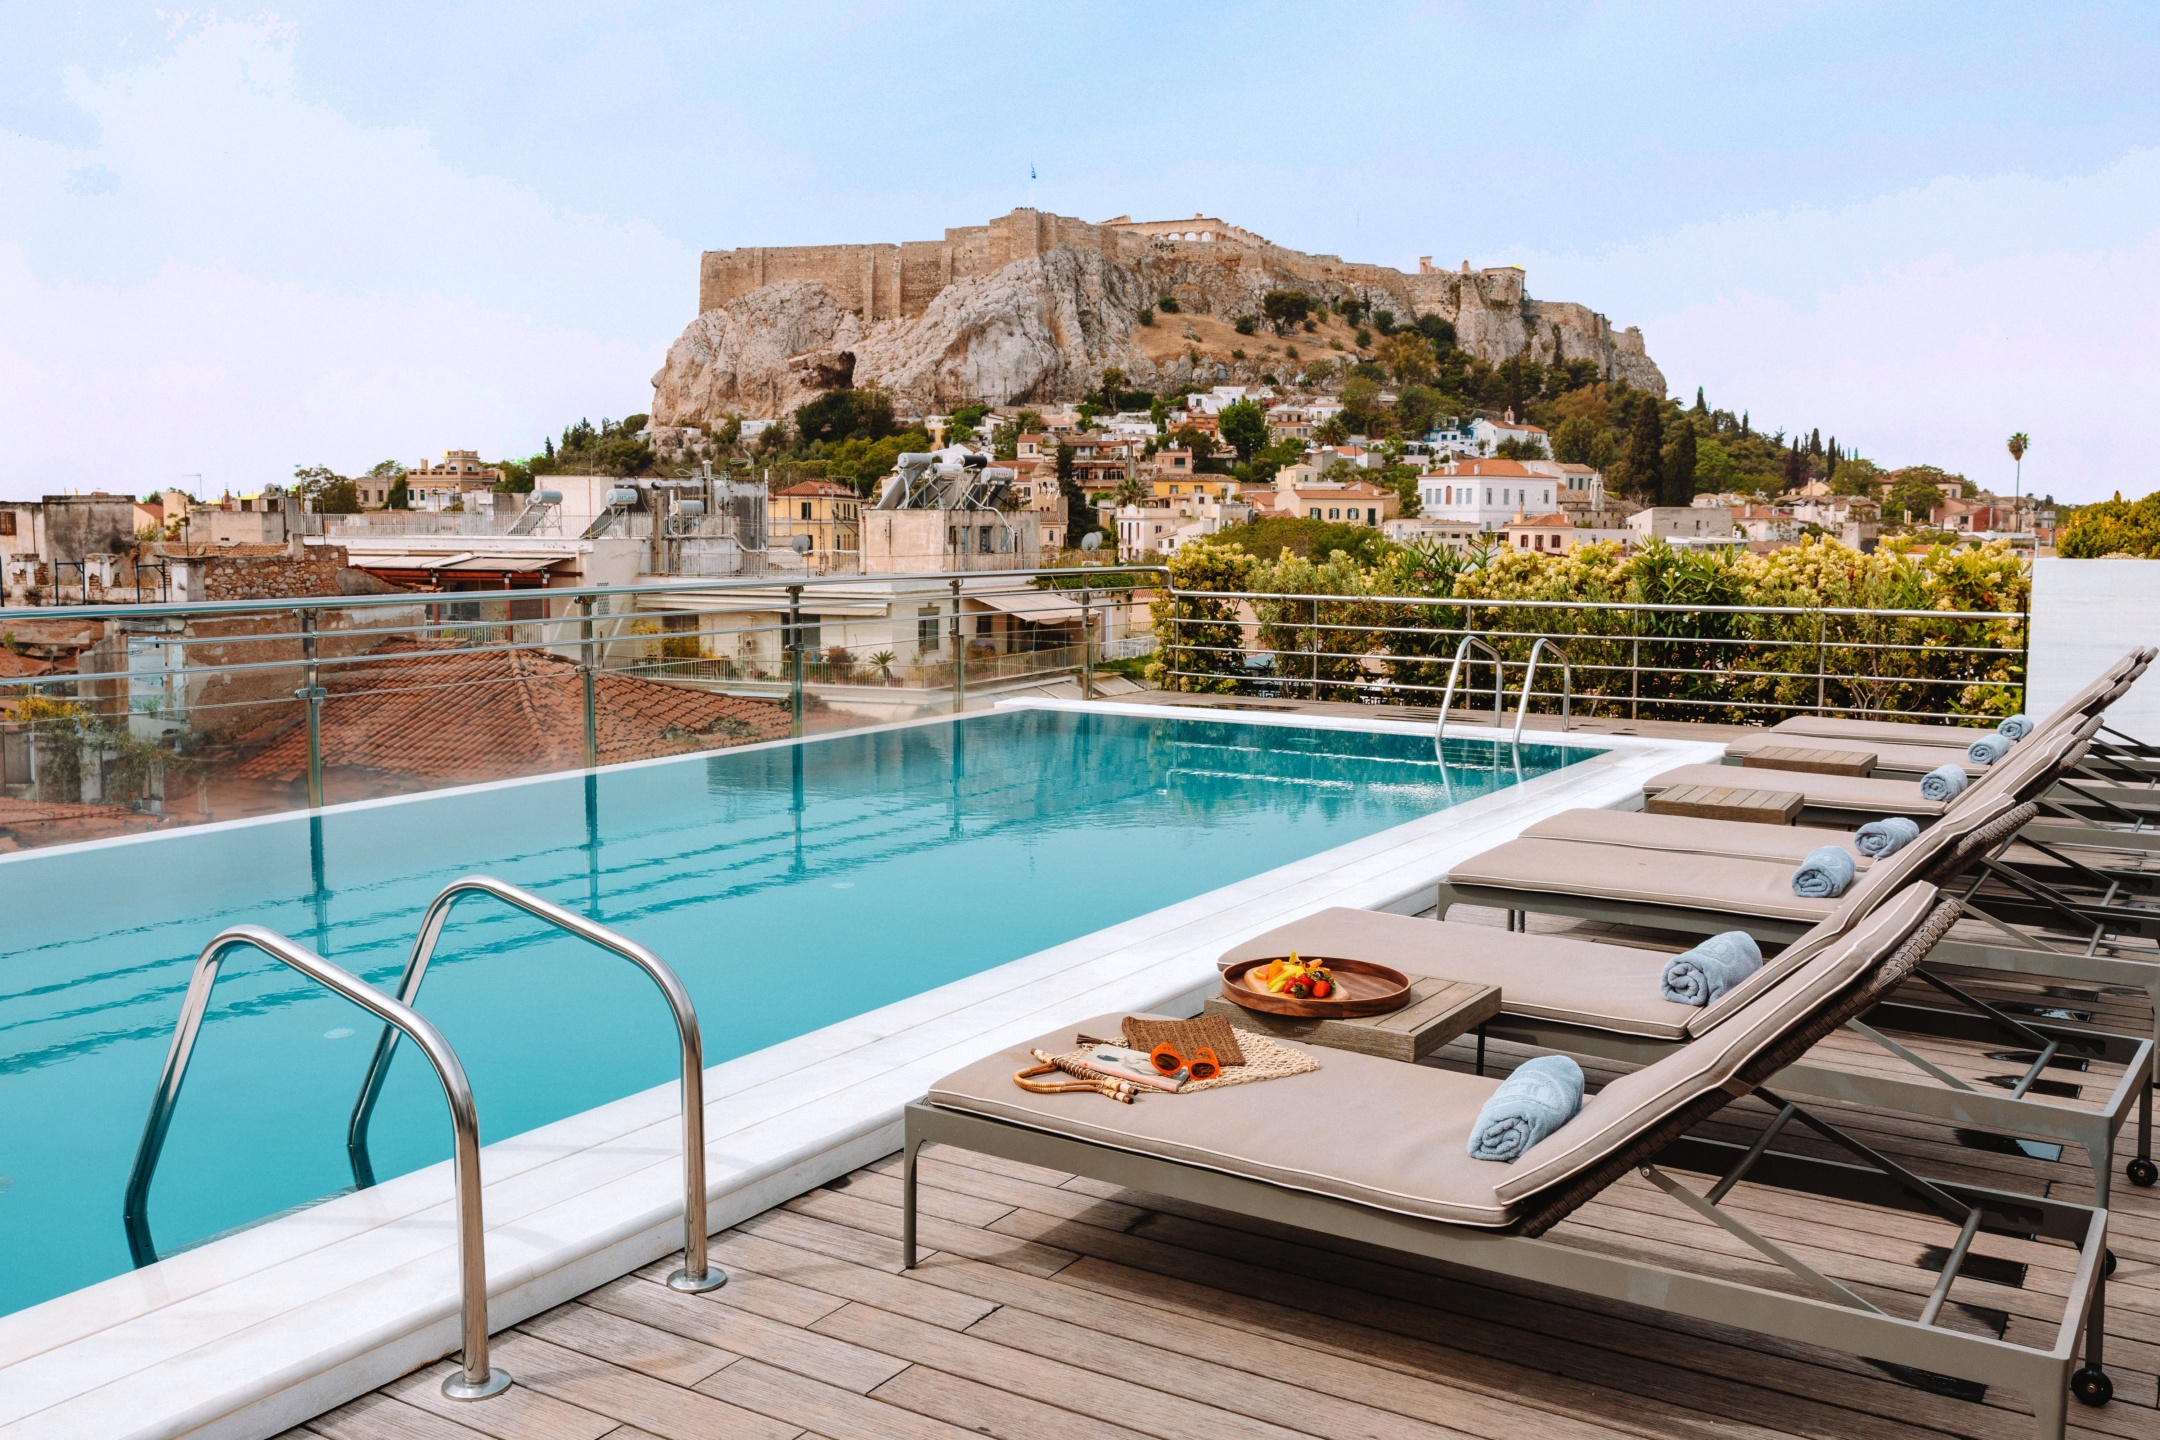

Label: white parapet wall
[2029,557,2160,739]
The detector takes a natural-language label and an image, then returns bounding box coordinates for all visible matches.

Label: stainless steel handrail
[346,876,726,1294]
[1435,635,1504,747]
[121,925,510,1401]
[1511,637,1574,746]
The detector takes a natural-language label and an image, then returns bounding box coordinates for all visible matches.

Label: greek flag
[1030,163,1037,180]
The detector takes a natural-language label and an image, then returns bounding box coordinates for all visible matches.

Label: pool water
[0,708,1590,1314]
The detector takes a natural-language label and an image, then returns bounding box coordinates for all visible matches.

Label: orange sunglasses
[1149,1042,1221,1082]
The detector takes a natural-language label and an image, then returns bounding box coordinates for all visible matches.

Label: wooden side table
[1206,978,1501,1065]
[1646,782,1804,825]
[1742,744,1876,777]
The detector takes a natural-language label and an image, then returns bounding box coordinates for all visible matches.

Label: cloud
[1517,152,2160,501]
[0,18,692,498]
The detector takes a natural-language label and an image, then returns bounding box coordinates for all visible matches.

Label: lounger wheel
[2104,1248,2118,1277]
[2127,1156,2157,1187]
[2071,1366,2114,1407]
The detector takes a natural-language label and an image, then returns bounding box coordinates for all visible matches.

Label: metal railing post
[124,925,511,1401]
[1080,586,1094,701]
[949,577,966,714]
[346,877,726,1296]
[787,584,805,740]
[1309,596,1320,698]
[298,609,325,808]
[578,596,598,768]
[1816,609,1828,715]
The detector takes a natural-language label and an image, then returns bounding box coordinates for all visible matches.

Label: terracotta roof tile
[234,637,793,785]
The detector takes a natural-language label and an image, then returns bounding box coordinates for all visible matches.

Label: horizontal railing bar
[1170,589,2024,623]
[0,564,1171,623]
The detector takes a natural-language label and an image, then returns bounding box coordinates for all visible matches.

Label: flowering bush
[1153,534,2028,721]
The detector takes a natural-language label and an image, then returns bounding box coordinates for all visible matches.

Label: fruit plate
[1220,956,1413,1018]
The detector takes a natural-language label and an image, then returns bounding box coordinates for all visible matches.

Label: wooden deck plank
[579,1275,909,1393]
[696,1356,982,1440]
[486,1332,801,1440]
[378,1361,622,1440]
[303,1391,499,1440]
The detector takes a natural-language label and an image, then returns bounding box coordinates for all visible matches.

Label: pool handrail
[1510,637,1574,747]
[121,924,511,1402]
[1435,634,1505,750]
[345,876,726,1295]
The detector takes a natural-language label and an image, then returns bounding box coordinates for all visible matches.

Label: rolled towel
[1467,1055,1585,1163]
[1791,844,1858,898]
[1854,816,1920,858]
[1967,732,2012,765]
[1660,930,1765,1006]
[1920,763,1969,801]
[1997,713,2033,740]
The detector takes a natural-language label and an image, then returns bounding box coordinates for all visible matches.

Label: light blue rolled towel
[1660,931,1765,1006]
[1792,844,1858,898]
[1854,816,1920,858]
[1997,713,2033,740]
[1468,1055,1585,1162]
[1920,763,1968,801]
[1966,732,2012,765]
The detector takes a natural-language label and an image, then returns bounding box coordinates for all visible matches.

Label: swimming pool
[0,706,1592,1316]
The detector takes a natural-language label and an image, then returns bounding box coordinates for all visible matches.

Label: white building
[1415,459,1559,533]
[1521,460,1605,512]
[1115,498,1252,560]
[1467,413,1550,458]
[1182,386,1270,417]
[1628,506,1739,542]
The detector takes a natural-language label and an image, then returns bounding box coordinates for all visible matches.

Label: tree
[2007,431,2030,515]
[1374,332,1436,386]
[292,463,361,514]
[1261,290,1313,334]
[1552,415,1601,465]
[1693,386,1708,415]
[1620,399,1664,501]
[2058,488,2160,557]
[1218,399,1268,462]
[1313,414,1350,446]
[1114,476,1147,507]
[794,386,896,446]
[1413,314,1456,351]
[386,476,410,510]
[1233,315,1257,336]
[1694,438,1742,492]
[1661,421,1697,506]
[1886,477,1948,525]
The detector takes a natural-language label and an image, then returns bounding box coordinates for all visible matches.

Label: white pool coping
[0,700,1719,1440]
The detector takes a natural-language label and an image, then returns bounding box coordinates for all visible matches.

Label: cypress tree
[1662,420,1697,506]
[1622,399,1664,502]
[1809,428,1822,455]
[1741,411,1750,437]
[1693,386,1708,415]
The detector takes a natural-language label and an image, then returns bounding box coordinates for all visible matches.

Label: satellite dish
[1079,532,1102,552]
[790,533,814,552]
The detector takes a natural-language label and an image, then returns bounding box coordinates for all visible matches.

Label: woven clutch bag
[1118,1013,1246,1067]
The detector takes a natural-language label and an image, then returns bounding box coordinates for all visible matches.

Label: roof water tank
[604,487,639,507]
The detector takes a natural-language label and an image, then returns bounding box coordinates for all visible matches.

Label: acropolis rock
[650,209,1664,423]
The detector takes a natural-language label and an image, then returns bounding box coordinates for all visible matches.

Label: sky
[3,3,2158,504]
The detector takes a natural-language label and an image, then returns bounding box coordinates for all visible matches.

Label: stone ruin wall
[698,209,1527,329]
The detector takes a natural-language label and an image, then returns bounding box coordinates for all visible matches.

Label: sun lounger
[1721,727,1989,780]
[908,894,2115,1433]
[1761,649,2152,750]
[1219,886,2154,1207]
[1643,709,2103,826]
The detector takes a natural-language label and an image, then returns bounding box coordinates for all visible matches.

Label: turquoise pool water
[0,708,1591,1315]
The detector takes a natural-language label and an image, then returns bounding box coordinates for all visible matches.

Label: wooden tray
[1220,956,1413,1019]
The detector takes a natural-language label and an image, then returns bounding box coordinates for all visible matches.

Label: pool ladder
[121,876,724,1403]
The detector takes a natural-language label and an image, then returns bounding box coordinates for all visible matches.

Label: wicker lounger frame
[904,900,2114,1436]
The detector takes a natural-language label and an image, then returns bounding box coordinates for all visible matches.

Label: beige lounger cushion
[1448,837,1842,922]
[926,1012,1519,1226]
[1642,763,1947,815]
[1722,731,1982,776]
[1769,715,2000,746]
[1494,884,1938,1201]
[927,889,1938,1229]
[1218,907,1702,1039]
[1523,809,1867,868]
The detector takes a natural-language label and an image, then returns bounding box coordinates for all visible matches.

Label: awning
[350,553,573,573]
[964,589,1087,623]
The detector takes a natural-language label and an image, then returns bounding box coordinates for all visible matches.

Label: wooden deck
[289,907,2160,1440]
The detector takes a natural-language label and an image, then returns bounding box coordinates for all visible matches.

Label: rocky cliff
[650,209,1664,424]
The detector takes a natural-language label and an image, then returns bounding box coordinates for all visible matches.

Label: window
[1367,508,1377,523]
[978,526,993,553]
[1485,489,1492,504]
[918,605,943,651]
[0,512,13,536]
[1309,507,1321,519]
[976,615,993,636]
[800,501,813,519]
[782,613,822,652]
